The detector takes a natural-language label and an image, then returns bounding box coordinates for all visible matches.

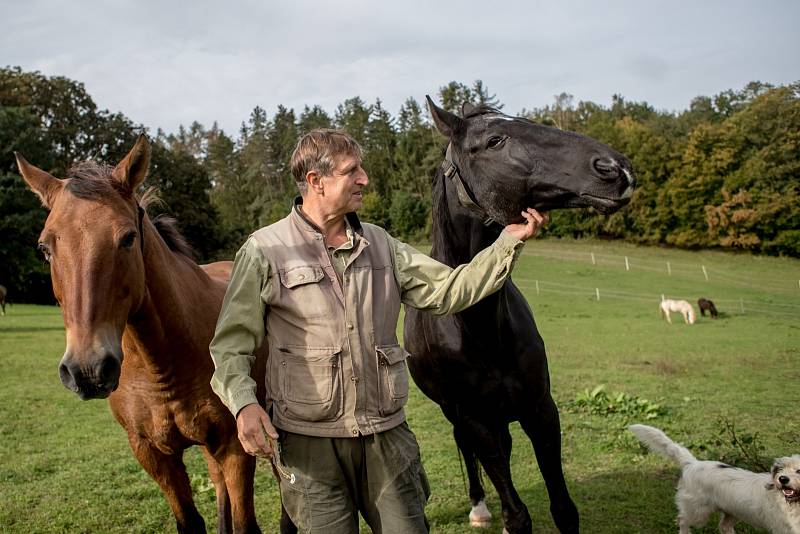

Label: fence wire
[523,247,800,295]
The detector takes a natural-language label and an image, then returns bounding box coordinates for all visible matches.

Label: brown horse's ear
[426,95,462,138]
[15,152,63,209]
[112,133,151,194]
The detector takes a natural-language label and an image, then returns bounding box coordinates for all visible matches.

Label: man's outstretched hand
[503,208,549,242]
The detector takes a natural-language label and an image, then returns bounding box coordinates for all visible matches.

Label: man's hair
[290,129,363,194]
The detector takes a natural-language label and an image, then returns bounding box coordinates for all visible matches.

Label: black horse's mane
[462,104,503,119]
[65,161,195,259]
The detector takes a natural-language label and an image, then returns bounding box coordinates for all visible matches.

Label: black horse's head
[428,97,635,225]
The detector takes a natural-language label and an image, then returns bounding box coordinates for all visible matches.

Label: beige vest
[250,206,408,437]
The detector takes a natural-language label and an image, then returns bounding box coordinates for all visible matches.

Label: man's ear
[306,170,323,194]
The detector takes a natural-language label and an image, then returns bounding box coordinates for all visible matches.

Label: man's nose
[357,169,369,185]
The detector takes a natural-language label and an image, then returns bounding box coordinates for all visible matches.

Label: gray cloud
[3,0,799,133]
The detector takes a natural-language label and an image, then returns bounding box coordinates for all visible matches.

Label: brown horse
[16,135,266,533]
[0,284,6,315]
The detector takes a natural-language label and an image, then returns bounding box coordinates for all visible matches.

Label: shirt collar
[291,196,364,237]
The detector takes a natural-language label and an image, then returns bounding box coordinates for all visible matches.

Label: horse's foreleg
[202,448,232,534]
[464,419,531,533]
[519,394,579,534]
[215,443,261,534]
[129,437,206,534]
[453,423,491,527]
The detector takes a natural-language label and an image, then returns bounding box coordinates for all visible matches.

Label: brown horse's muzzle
[59,352,122,400]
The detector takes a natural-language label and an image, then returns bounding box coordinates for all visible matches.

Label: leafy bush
[566,384,666,421]
[688,417,771,472]
[388,191,428,240]
[359,191,390,229]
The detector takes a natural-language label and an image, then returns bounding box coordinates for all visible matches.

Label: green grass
[1,238,798,533]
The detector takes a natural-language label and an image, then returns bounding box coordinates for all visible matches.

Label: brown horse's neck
[122,218,221,383]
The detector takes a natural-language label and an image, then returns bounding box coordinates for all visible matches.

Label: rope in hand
[267,435,296,484]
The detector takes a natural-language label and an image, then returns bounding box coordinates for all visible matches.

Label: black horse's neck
[430,168,503,267]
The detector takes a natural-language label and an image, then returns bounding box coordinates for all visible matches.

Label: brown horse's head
[16,135,151,399]
[427,97,636,224]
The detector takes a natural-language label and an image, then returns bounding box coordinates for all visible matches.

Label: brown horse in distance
[0,284,6,315]
[16,136,267,533]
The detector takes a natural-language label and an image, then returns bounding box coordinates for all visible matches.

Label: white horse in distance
[660,299,696,325]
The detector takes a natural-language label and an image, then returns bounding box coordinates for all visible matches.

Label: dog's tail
[629,424,696,467]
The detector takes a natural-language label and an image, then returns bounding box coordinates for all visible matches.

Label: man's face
[321,154,369,214]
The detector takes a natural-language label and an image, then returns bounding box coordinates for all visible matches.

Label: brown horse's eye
[119,231,137,249]
[38,242,51,262]
[487,136,506,149]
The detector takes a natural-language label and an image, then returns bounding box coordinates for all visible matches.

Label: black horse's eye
[119,231,137,249]
[487,136,506,149]
[38,242,51,262]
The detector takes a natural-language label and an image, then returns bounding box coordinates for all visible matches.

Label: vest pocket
[376,344,410,417]
[278,347,343,422]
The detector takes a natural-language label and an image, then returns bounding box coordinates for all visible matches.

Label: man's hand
[236,403,279,458]
[503,208,549,242]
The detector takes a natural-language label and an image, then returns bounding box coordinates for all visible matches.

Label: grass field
[1,238,798,533]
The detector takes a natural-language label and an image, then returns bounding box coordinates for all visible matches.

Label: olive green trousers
[278,422,431,533]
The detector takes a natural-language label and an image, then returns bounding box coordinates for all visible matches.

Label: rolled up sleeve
[394,230,523,315]
[209,239,269,417]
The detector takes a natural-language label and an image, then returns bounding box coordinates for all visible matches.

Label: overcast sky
[4,0,799,135]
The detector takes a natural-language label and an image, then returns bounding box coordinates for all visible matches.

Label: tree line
[1,66,798,303]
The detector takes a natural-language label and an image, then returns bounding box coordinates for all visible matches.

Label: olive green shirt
[210,216,524,422]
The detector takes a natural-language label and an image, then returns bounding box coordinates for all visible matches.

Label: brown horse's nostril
[97,355,121,387]
[592,157,621,180]
[59,361,78,391]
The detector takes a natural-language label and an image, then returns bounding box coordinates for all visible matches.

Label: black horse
[404,97,636,533]
[698,298,718,318]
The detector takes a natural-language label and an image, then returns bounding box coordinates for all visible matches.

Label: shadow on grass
[429,466,763,533]
[0,326,65,333]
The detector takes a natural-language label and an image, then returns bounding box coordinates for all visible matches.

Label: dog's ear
[771,458,785,477]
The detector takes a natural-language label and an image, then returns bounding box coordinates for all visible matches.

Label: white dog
[630,424,800,533]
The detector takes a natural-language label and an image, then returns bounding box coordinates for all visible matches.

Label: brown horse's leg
[214,444,261,534]
[129,437,206,533]
[202,448,232,534]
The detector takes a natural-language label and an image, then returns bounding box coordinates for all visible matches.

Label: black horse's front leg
[452,421,490,527]
[519,393,579,534]
[461,417,532,533]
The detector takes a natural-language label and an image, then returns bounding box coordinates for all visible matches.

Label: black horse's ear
[462,101,477,116]
[426,95,462,138]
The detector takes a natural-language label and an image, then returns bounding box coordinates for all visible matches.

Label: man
[209,129,548,533]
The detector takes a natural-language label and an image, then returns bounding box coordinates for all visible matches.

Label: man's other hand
[236,403,279,458]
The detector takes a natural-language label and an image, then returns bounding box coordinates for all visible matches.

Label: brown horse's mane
[65,161,195,260]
